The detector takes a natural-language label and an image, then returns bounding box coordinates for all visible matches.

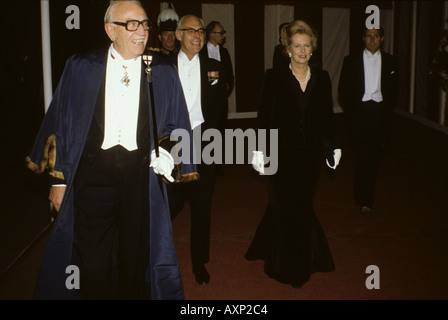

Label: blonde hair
[280,20,318,53]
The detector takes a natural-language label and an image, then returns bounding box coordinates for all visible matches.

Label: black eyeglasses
[111,19,151,31]
[212,31,226,35]
[179,28,206,36]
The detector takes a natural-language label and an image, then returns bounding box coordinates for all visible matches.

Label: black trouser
[73,145,150,299]
[167,163,216,268]
[353,143,381,208]
[351,100,387,208]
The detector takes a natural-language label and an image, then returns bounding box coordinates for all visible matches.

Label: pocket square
[211,79,218,85]
[390,70,395,74]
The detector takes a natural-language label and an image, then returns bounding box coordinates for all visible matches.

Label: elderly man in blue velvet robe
[26,0,196,300]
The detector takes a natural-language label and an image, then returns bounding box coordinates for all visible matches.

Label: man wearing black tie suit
[168,15,227,284]
[202,21,234,174]
[203,21,234,99]
[338,27,398,215]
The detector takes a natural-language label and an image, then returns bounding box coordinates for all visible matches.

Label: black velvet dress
[245,65,338,288]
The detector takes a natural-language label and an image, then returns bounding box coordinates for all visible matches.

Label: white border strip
[41,0,53,113]
[227,112,257,119]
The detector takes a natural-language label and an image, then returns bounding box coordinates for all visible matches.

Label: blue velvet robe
[26,47,196,300]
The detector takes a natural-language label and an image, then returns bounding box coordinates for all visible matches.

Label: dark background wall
[4,0,444,117]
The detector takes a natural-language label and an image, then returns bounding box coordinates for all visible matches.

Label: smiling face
[176,16,204,60]
[104,1,148,60]
[288,33,312,66]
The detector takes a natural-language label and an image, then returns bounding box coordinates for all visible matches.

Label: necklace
[296,66,310,83]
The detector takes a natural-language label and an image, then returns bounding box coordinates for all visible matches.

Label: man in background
[168,15,227,285]
[203,21,234,99]
[147,7,179,63]
[202,21,234,174]
[338,27,398,215]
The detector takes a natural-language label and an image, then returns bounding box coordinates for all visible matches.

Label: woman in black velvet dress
[246,20,341,288]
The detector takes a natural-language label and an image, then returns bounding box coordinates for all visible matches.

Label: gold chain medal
[121,65,130,87]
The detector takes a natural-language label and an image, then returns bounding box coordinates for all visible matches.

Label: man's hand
[49,185,66,212]
[150,147,175,182]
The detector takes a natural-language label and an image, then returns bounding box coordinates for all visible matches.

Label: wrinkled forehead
[181,16,203,28]
[113,2,147,21]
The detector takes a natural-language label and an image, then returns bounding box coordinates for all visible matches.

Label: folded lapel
[199,55,206,113]
[137,61,150,143]
[83,49,107,134]
[380,51,393,89]
[358,52,366,96]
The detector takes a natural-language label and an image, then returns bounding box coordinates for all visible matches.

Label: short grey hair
[177,15,204,31]
[104,0,143,24]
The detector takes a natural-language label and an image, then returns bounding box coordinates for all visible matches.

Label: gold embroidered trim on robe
[25,134,65,180]
[158,134,199,184]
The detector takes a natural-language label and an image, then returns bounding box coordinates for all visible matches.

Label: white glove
[150,147,175,182]
[326,149,342,170]
[251,151,265,174]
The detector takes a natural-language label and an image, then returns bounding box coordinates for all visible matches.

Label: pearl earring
[288,52,291,58]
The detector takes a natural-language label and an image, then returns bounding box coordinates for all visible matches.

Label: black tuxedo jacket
[175,51,227,132]
[338,50,398,145]
[338,50,398,112]
[219,46,234,97]
[200,45,234,98]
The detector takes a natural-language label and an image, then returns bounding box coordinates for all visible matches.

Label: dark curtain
[414,1,443,122]
[172,1,202,19]
[394,1,413,112]
[234,2,265,113]
[395,0,444,121]
[294,1,323,68]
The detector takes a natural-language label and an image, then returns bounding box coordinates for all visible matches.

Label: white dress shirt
[177,50,204,130]
[362,49,383,102]
[101,44,141,151]
[207,42,221,61]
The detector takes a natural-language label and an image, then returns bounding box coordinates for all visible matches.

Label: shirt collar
[109,43,140,65]
[179,49,199,65]
[364,49,380,58]
[207,42,219,50]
